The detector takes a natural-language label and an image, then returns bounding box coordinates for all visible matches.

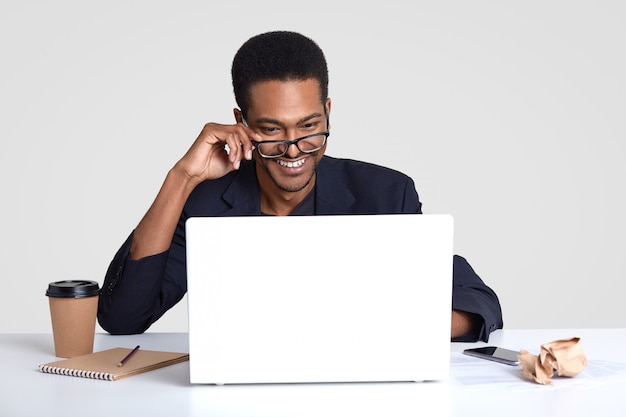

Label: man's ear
[233,108,243,124]
[325,98,332,129]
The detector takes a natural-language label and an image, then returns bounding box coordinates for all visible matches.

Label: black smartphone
[462,346,520,366]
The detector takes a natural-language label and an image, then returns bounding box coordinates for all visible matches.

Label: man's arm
[450,255,503,342]
[131,122,257,260]
[389,172,502,341]
[129,167,198,260]
[97,232,178,334]
[98,122,258,334]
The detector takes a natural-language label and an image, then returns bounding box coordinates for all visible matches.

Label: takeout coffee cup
[46,280,100,358]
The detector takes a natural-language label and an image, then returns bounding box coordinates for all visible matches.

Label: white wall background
[1,1,624,333]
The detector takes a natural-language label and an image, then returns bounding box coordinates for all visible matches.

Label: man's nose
[284,141,301,158]
[282,128,300,158]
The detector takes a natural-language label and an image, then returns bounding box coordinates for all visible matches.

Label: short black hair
[232,31,329,115]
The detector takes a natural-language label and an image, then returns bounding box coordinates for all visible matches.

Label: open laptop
[185,214,453,384]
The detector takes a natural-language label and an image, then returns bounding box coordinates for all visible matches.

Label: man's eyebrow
[255,113,324,127]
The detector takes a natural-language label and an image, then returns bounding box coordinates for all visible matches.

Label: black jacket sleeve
[97,231,187,334]
[451,255,503,342]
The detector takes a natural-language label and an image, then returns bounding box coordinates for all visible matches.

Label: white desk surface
[1,329,625,417]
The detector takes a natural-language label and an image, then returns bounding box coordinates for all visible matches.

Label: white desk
[1,329,625,417]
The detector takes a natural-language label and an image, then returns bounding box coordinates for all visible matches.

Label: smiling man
[98,31,503,342]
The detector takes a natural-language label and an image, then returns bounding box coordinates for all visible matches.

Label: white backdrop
[1,1,624,333]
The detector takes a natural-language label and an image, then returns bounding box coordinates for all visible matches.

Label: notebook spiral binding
[39,365,115,381]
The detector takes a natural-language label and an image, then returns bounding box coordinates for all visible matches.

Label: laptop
[185,214,453,384]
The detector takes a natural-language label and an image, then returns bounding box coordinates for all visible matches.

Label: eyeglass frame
[241,115,330,159]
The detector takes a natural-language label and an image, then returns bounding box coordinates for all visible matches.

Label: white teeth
[277,158,305,168]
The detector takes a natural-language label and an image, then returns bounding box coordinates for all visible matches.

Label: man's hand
[129,121,260,260]
[173,122,260,186]
[451,310,478,339]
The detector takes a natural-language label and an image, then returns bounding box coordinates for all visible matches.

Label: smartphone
[462,346,520,366]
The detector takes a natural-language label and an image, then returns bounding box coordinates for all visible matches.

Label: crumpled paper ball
[518,337,587,385]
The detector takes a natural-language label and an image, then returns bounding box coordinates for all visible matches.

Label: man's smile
[276,157,307,169]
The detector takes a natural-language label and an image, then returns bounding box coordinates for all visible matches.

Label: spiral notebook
[38,348,189,381]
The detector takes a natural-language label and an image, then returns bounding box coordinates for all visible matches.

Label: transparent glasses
[252,132,329,158]
[242,116,329,158]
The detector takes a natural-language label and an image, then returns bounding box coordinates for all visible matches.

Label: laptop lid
[186,214,453,384]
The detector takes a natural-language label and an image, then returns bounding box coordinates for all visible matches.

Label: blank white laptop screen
[186,214,453,384]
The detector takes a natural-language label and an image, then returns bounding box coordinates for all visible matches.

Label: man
[98,31,503,342]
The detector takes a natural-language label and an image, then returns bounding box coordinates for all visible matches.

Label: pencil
[118,345,140,367]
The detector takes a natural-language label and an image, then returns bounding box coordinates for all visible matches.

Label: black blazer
[98,156,503,341]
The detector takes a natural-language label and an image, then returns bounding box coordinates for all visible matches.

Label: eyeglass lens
[256,134,326,157]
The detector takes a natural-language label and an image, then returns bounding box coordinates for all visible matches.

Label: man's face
[244,78,330,194]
